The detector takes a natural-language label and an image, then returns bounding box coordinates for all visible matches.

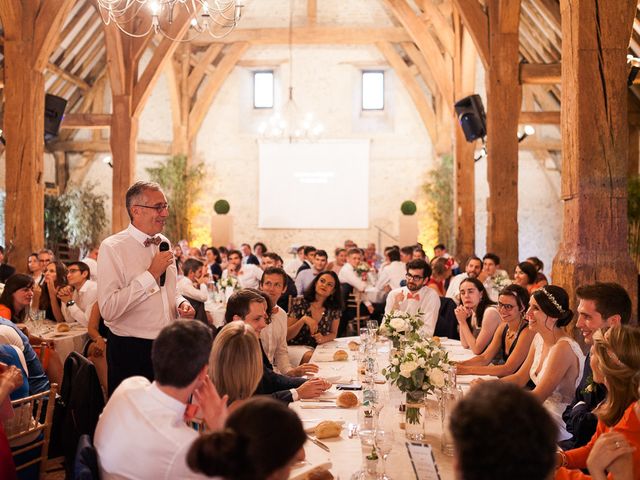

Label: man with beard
[445,256,483,303]
[384,259,440,336]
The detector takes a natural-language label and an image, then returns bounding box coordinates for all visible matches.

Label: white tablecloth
[40,321,89,362]
[289,337,483,479]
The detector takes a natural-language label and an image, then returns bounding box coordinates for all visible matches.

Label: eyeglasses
[134,203,170,213]
[318,278,336,288]
[405,274,425,282]
[67,268,81,273]
[497,302,516,311]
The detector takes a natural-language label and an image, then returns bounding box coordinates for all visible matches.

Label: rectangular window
[362,71,384,110]
[253,71,274,109]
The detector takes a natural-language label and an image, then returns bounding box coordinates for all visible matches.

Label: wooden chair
[346,290,370,335]
[7,383,58,479]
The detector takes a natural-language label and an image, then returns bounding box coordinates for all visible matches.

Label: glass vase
[404,390,426,441]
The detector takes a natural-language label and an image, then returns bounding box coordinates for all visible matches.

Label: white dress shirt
[61,279,97,326]
[176,277,208,303]
[338,263,372,307]
[384,286,440,337]
[375,261,406,291]
[295,269,318,296]
[97,224,186,339]
[445,273,469,303]
[260,307,292,374]
[221,264,263,289]
[94,377,207,480]
[81,257,98,281]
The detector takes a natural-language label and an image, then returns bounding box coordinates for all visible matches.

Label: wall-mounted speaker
[44,94,67,142]
[454,94,486,142]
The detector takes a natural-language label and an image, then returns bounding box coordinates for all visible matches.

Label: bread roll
[303,467,334,480]
[432,336,441,345]
[314,420,342,439]
[56,323,70,333]
[348,341,360,351]
[333,349,349,361]
[336,391,359,408]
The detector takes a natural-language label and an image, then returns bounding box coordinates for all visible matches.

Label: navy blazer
[254,342,305,403]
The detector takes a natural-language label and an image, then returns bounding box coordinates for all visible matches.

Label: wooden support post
[485,0,521,274]
[453,20,477,262]
[553,0,638,312]
[0,0,74,269]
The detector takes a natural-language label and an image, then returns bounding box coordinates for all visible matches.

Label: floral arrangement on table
[377,310,423,346]
[489,271,512,290]
[354,262,370,280]
[217,276,239,290]
[382,338,453,425]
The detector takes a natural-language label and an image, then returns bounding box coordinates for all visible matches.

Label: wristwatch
[66,300,75,307]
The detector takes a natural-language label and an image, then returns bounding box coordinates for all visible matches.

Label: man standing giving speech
[98,181,195,395]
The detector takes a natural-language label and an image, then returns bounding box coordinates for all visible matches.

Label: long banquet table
[289,337,483,480]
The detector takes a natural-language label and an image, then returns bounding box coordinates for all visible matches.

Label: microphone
[159,241,170,287]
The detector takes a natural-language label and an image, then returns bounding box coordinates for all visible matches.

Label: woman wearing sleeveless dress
[456,284,535,378]
[502,285,585,441]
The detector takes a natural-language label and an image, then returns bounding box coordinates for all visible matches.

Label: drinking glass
[374,429,395,479]
[440,386,464,456]
[366,319,378,339]
[359,327,370,346]
[358,429,378,479]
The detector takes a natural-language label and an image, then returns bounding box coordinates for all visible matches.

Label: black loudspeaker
[44,94,67,142]
[454,94,486,142]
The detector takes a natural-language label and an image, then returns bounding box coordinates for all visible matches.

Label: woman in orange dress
[555,325,640,479]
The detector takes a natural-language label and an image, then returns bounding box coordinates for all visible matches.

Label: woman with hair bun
[514,261,538,294]
[187,397,306,480]
[501,285,585,441]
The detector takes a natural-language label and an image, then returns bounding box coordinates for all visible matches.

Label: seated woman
[26,254,41,284]
[0,361,23,480]
[455,278,501,354]
[456,284,535,378]
[32,261,67,323]
[205,247,223,281]
[287,271,342,365]
[513,261,538,294]
[0,324,51,394]
[526,256,549,290]
[0,276,62,385]
[208,321,263,406]
[0,274,34,323]
[187,397,306,480]
[555,325,640,479]
[502,286,584,442]
[427,257,452,296]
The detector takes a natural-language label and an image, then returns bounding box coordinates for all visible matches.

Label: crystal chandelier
[97,0,244,40]
[257,0,324,142]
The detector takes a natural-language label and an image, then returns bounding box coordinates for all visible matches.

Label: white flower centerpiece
[382,338,453,440]
[216,276,239,303]
[378,310,423,347]
[354,262,370,281]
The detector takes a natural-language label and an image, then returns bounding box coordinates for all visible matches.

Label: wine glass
[374,429,395,479]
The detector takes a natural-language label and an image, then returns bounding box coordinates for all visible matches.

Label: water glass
[440,386,464,456]
[366,319,378,341]
[374,429,395,480]
[358,429,378,478]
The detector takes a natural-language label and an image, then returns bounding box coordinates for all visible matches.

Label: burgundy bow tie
[144,236,161,247]
[407,292,420,301]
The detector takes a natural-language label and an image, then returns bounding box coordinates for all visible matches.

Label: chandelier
[97,0,244,40]
[257,0,324,142]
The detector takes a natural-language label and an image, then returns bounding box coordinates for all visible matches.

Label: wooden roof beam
[47,61,91,90]
[188,42,249,140]
[60,113,111,129]
[308,0,317,25]
[34,0,76,71]
[190,27,412,45]
[519,63,561,84]
[377,41,439,147]
[418,0,455,57]
[519,111,560,124]
[49,139,172,155]
[188,43,223,97]
[451,0,489,68]
[383,0,454,107]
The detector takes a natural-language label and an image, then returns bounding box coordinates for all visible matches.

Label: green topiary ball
[213,199,230,215]
[401,200,417,215]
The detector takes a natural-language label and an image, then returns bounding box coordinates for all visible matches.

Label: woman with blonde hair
[209,321,263,405]
[556,325,640,479]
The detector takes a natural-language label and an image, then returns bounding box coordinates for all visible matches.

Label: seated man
[374,247,406,296]
[450,381,557,480]
[221,249,263,289]
[385,259,440,336]
[225,289,329,403]
[295,249,328,296]
[58,261,97,326]
[259,267,318,377]
[296,246,317,276]
[561,282,632,449]
[445,255,482,304]
[177,258,210,303]
[262,252,297,311]
[94,320,227,480]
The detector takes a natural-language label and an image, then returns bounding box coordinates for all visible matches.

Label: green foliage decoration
[146,154,204,243]
[44,194,67,249]
[214,199,230,215]
[59,182,108,257]
[628,175,640,268]
[423,154,454,250]
[401,200,417,216]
